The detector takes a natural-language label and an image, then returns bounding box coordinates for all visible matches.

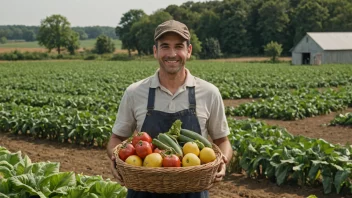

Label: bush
[84,54,99,60]
[94,35,115,54]
[0,37,7,44]
[200,37,222,59]
[110,54,134,61]
[264,41,283,63]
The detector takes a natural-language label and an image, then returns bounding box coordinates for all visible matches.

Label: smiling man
[107,20,233,198]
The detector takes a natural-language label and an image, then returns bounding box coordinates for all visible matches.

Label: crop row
[226,88,352,120]
[329,113,352,126]
[0,89,119,113]
[0,104,114,147]
[2,62,352,100]
[227,118,352,194]
[0,146,127,197]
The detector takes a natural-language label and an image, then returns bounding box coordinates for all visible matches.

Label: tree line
[0,25,117,41]
[2,0,352,58]
[117,0,352,58]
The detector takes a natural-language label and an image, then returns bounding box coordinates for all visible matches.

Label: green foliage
[131,10,173,55]
[0,36,7,44]
[116,9,146,56]
[216,0,251,55]
[227,118,352,194]
[1,61,352,147]
[227,88,352,120]
[329,113,352,126]
[22,29,36,41]
[37,14,79,54]
[264,41,283,62]
[196,10,220,42]
[66,31,80,55]
[0,146,127,197]
[200,37,222,59]
[93,35,115,54]
[257,0,290,45]
[0,50,50,60]
[292,0,329,44]
[189,30,202,57]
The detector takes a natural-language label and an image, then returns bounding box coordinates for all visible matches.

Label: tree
[66,31,80,55]
[189,30,202,57]
[292,0,329,44]
[196,10,220,42]
[257,0,290,45]
[216,0,252,55]
[116,9,146,57]
[322,0,352,31]
[37,14,76,54]
[22,29,36,41]
[264,41,283,62]
[76,29,89,40]
[130,10,173,55]
[0,37,7,44]
[94,35,115,54]
[200,37,222,59]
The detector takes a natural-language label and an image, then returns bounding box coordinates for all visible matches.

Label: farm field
[0,61,352,197]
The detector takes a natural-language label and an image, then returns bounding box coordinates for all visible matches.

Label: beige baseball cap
[154,20,190,41]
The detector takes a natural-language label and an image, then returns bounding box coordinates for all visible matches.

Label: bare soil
[0,100,351,198]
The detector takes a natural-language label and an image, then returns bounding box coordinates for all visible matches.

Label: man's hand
[214,155,228,182]
[110,155,125,186]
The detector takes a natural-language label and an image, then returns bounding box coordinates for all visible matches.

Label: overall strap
[147,88,156,110]
[188,87,196,110]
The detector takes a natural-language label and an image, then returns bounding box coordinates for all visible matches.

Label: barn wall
[323,51,352,64]
[292,52,302,65]
[293,35,323,53]
[291,35,323,65]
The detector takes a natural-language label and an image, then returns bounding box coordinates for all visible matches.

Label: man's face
[153,32,192,74]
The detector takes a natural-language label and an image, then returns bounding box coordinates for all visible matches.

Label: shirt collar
[150,68,196,88]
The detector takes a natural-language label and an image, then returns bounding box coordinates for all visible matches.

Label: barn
[291,32,352,65]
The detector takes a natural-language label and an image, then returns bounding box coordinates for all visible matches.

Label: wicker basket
[113,140,223,193]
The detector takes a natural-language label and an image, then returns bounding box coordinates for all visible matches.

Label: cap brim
[154,29,189,41]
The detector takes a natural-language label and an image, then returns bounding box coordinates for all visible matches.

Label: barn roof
[307,32,352,50]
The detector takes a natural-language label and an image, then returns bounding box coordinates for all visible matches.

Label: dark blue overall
[126,87,209,198]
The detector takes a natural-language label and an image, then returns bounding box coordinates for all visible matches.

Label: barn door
[302,53,310,65]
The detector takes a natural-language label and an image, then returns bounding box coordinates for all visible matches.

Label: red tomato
[118,143,136,161]
[132,132,152,146]
[150,142,156,151]
[135,140,153,159]
[162,154,181,167]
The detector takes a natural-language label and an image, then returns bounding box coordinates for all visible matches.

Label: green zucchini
[178,134,194,143]
[180,129,212,148]
[158,133,183,157]
[152,139,173,151]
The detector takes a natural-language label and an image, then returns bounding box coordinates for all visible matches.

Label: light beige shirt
[112,69,230,140]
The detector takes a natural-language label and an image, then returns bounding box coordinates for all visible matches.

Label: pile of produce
[117,120,216,168]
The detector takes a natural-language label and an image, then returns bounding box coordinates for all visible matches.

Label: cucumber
[158,133,183,157]
[177,134,194,143]
[152,139,173,151]
[180,129,212,148]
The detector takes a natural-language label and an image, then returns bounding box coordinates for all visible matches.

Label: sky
[0,0,210,27]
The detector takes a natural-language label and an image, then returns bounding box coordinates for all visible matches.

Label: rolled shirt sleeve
[112,90,136,137]
[207,88,230,140]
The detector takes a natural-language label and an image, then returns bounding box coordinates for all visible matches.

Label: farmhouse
[291,32,352,65]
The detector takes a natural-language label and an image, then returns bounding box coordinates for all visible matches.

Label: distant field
[0,39,122,49]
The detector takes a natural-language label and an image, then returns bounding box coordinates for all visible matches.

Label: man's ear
[187,44,193,59]
[153,45,157,59]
